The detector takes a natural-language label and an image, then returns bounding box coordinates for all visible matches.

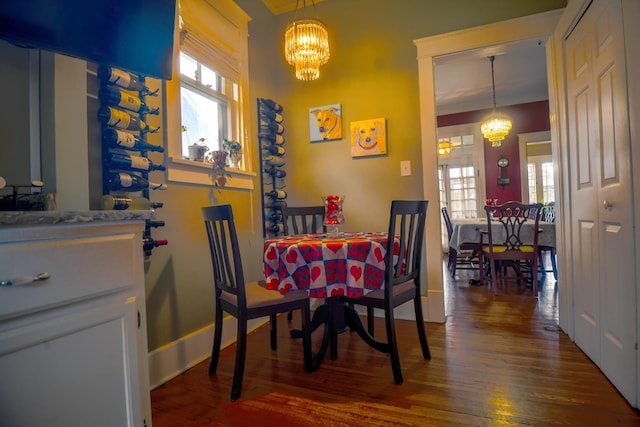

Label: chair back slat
[386,200,429,295]
[282,205,327,235]
[202,205,246,306]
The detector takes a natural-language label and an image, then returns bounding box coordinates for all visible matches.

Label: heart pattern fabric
[263,232,399,299]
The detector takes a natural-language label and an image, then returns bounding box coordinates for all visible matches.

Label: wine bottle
[265,213,282,222]
[102,194,163,210]
[264,166,286,178]
[98,106,150,131]
[145,220,166,228]
[263,144,285,156]
[98,65,150,93]
[260,98,283,113]
[265,201,287,210]
[264,155,285,167]
[259,108,283,123]
[103,128,164,152]
[143,237,168,252]
[266,190,287,200]
[265,224,282,234]
[259,133,285,146]
[107,172,167,191]
[99,86,159,114]
[260,120,284,134]
[108,152,166,172]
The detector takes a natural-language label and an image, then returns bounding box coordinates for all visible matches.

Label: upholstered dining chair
[281,205,327,321]
[281,205,327,236]
[479,201,543,296]
[202,205,313,401]
[441,206,479,278]
[348,200,431,384]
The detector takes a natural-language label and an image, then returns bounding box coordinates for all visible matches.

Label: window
[437,123,486,218]
[437,123,486,249]
[165,0,253,189]
[527,156,555,203]
[179,52,236,156]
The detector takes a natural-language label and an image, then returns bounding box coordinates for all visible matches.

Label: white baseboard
[147,315,267,390]
[147,296,430,389]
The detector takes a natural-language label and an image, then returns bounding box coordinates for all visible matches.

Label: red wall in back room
[437,100,551,203]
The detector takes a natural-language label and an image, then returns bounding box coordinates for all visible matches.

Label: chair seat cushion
[482,245,535,253]
[356,280,415,301]
[221,281,308,309]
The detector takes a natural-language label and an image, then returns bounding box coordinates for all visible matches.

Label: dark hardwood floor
[151,259,640,426]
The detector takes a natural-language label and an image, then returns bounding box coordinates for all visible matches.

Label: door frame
[414,9,563,323]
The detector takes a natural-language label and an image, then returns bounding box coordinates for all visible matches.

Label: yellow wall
[145,0,567,351]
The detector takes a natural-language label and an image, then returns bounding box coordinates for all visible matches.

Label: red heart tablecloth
[263,232,399,299]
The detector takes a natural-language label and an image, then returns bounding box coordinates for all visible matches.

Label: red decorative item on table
[323,195,345,237]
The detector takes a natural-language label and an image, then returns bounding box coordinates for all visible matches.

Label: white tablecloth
[449,219,555,251]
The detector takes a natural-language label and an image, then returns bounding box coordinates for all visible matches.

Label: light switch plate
[400,160,411,176]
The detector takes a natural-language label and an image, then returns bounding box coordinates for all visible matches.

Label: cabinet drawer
[0,232,140,320]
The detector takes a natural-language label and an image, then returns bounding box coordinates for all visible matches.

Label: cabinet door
[0,297,144,427]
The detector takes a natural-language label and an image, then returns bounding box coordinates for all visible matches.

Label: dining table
[263,231,399,369]
[448,218,556,252]
[448,218,556,284]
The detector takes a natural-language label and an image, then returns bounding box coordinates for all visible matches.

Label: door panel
[564,0,636,405]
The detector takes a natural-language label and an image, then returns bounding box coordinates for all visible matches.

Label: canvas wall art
[309,104,342,142]
[350,117,387,157]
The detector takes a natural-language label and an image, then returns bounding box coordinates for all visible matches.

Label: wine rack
[258,98,286,237]
[97,66,167,256]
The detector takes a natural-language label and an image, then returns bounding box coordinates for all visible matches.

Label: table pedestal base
[290,296,378,371]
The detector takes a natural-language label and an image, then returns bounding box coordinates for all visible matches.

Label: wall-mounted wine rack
[97,66,168,256]
[258,98,286,237]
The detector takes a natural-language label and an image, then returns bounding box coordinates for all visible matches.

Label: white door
[562,0,636,405]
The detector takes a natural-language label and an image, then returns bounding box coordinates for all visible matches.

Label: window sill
[166,156,255,190]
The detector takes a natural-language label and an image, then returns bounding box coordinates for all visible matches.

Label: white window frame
[163,0,254,189]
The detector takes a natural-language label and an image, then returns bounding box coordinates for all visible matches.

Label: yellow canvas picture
[350,118,387,157]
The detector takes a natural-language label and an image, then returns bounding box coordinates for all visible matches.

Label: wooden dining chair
[281,205,327,236]
[441,206,479,277]
[281,205,327,320]
[479,201,543,296]
[537,203,557,280]
[347,200,431,384]
[202,205,313,401]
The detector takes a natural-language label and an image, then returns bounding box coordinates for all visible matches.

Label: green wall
[144,0,566,352]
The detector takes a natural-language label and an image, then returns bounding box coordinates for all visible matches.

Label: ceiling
[260,0,325,15]
[260,1,549,115]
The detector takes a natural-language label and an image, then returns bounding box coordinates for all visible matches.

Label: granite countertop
[0,210,154,226]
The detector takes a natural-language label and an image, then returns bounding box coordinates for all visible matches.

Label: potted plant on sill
[222,139,242,168]
[208,150,231,187]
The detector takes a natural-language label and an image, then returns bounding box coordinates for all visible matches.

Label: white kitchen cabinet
[0,220,152,427]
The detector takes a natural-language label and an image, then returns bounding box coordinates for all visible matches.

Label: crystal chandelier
[480,56,512,148]
[284,0,330,81]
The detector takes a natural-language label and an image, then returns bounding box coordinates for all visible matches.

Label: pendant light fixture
[480,55,512,147]
[284,0,330,81]
[438,140,453,157]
